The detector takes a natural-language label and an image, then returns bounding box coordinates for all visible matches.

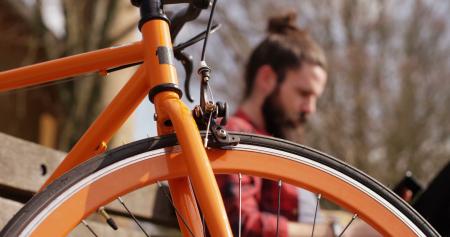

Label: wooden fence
[0,132,179,236]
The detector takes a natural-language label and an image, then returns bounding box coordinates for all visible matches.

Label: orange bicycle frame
[0,16,232,237]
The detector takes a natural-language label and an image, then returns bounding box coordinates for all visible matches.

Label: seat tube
[139,1,232,236]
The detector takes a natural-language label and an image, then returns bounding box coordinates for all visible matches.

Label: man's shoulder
[225,115,257,134]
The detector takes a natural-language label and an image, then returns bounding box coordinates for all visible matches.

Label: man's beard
[262,88,307,143]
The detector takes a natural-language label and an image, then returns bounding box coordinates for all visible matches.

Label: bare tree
[0,0,137,150]
[297,0,450,185]
[1,0,448,186]
[203,0,450,185]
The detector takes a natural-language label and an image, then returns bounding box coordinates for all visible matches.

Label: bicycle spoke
[117,197,151,237]
[311,194,322,237]
[338,214,358,237]
[81,220,98,237]
[157,181,197,237]
[276,180,282,237]
[238,173,242,237]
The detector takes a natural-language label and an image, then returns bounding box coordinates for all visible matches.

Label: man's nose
[300,98,316,114]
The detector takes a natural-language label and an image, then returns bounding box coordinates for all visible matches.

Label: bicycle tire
[1,132,439,237]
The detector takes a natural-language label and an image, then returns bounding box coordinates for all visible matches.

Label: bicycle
[0,0,440,236]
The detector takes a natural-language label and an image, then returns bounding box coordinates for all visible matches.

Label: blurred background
[1,0,449,188]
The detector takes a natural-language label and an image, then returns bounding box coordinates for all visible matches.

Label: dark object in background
[393,171,423,203]
[413,162,450,237]
[152,184,178,227]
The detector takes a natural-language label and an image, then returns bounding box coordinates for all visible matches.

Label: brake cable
[106,24,221,102]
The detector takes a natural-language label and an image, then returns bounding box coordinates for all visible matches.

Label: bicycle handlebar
[132,0,210,9]
[133,0,211,41]
[163,0,210,9]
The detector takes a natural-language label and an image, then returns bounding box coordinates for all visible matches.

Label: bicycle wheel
[1,132,438,237]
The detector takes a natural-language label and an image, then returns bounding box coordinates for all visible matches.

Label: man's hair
[244,12,327,98]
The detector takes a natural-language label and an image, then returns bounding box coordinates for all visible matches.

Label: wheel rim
[22,145,425,237]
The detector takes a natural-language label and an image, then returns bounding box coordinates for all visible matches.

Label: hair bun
[267,12,298,34]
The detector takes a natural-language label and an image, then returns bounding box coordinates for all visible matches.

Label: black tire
[1,133,439,237]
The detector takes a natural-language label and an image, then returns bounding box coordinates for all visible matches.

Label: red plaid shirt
[216,109,299,237]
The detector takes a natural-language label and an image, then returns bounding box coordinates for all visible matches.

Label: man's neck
[240,97,266,131]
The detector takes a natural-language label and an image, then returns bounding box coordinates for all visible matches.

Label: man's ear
[255,65,277,95]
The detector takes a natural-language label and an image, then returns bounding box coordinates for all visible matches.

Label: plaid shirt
[216,110,299,237]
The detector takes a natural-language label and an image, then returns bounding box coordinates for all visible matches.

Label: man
[216,12,331,237]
